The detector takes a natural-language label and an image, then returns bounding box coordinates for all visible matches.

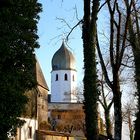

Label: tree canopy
[0,0,42,139]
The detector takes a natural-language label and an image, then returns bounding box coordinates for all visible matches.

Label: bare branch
[74,5,80,21]
[98,98,106,110]
[121,63,134,68]
[118,0,133,68]
[56,17,72,29]
[115,2,121,69]
[96,33,112,89]
[98,0,108,12]
[66,19,83,41]
[108,99,114,110]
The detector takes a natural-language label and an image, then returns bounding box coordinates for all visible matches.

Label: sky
[36,0,84,91]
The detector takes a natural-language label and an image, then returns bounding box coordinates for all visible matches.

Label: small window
[56,74,58,81]
[64,73,68,81]
[42,105,44,109]
[73,75,75,81]
[28,127,32,138]
[58,115,61,119]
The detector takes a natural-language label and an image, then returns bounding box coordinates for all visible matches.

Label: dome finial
[61,39,67,48]
[62,34,68,46]
[62,33,65,42]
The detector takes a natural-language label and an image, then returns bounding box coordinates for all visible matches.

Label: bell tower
[51,41,77,103]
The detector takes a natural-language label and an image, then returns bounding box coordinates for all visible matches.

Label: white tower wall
[51,70,77,103]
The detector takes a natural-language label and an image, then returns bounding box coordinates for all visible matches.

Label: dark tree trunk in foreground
[128,15,140,140]
[82,0,100,140]
[133,53,140,140]
[112,74,122,140]
[125,1,140,139]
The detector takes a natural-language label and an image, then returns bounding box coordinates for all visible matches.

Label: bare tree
[124,0,140,139]
[98,72,113,140]
[122,98,137,140]
[96,0,133,140]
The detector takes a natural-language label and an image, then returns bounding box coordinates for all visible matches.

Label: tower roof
[52,41,76,71]
[36,59,49,91]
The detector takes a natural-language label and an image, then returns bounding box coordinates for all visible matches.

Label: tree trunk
[127,110,134,140]
[82,0,100,140]
[133,49,140,140]
[132,5,140,140]
[128,30,140,140]
[127,5,140,139]
[105,109,113,140]
[113,72,122,140]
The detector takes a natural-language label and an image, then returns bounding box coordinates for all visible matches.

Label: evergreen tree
[0,0,42,139]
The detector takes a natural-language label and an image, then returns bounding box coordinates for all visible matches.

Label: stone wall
[36,130,86,140]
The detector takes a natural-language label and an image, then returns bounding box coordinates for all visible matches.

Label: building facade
[12,59,49,140]
[48,41,86,136]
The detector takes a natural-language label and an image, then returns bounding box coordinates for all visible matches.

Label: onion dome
[52,41,76,71]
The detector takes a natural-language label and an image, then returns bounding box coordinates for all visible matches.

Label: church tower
[51,41,77,103]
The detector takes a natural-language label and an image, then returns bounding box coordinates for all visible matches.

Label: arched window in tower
[56,74,58,81]
[64,73,68,81]
[73,75,75,81]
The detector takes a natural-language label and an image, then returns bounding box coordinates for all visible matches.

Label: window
[58,115,61,119]
[56,74,58,81]
[64,73,68,81]
[42,105,44,109]
[28,127,32,138]
[73,75,75,81]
